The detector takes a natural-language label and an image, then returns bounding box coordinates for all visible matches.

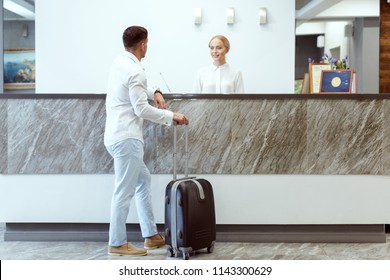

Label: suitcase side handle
[173,121,189,180]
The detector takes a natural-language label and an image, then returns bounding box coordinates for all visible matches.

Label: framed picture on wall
[3,49,35,90]
[320,70,354,94]
[309,63,332,93]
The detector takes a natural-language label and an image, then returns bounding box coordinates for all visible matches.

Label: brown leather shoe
[144,234,165,249]
[108,242,147,256]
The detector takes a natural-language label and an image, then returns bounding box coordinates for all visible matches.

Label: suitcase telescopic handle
[173,121,189,180]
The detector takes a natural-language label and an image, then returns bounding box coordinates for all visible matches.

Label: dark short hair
[122,26,148,49]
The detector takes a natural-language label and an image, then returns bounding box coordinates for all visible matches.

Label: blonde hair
[209,35,230,52]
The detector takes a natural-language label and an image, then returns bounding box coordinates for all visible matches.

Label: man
[104,26,188,256]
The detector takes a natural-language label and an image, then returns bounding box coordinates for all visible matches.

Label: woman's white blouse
[192,63,244,93]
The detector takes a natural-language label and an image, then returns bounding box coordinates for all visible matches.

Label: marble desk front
[1,94,389,175]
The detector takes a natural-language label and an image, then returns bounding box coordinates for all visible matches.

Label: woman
[192,35,244,93]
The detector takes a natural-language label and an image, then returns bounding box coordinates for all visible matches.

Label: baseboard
[3,223,386,243]
[215,224,386,243]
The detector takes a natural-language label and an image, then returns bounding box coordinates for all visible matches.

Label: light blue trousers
[106,138,158,246]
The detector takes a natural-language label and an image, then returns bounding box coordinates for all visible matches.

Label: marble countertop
[1,93,390,100]
[2,95,390,175]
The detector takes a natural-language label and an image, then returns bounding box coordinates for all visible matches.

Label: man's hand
[154,92,166,109]
[173,112,188,125]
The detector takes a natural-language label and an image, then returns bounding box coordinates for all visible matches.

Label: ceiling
[3,0,377,21]
[3,0,35,20]
[296,0,313,10]
[294,0,379,25]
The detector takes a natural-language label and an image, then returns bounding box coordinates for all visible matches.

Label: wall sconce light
[194,8,202,25]
[317,35,325,48]
[227,8,235,25]
[344,24,354,37]
[259,8,267,25]
[22,24,28,38]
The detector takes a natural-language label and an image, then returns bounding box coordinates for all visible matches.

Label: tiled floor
[1,223,390,260]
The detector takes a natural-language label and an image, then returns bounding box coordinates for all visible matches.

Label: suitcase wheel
[207,241,216,253]
[180,249,190,260]
[166,247,174,257]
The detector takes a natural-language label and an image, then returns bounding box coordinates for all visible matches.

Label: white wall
[324,21,350,61]
[2,0,389,226]
[358,18,380,93]
[35,0,295,94]
[2,174,390,224]
[316,0,379,18]
[295,22,326,36]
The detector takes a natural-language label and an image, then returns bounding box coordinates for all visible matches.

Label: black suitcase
[164,122,216,260]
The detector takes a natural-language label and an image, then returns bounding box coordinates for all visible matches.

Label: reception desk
[1,93,389,242]
[1,93,389,175]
